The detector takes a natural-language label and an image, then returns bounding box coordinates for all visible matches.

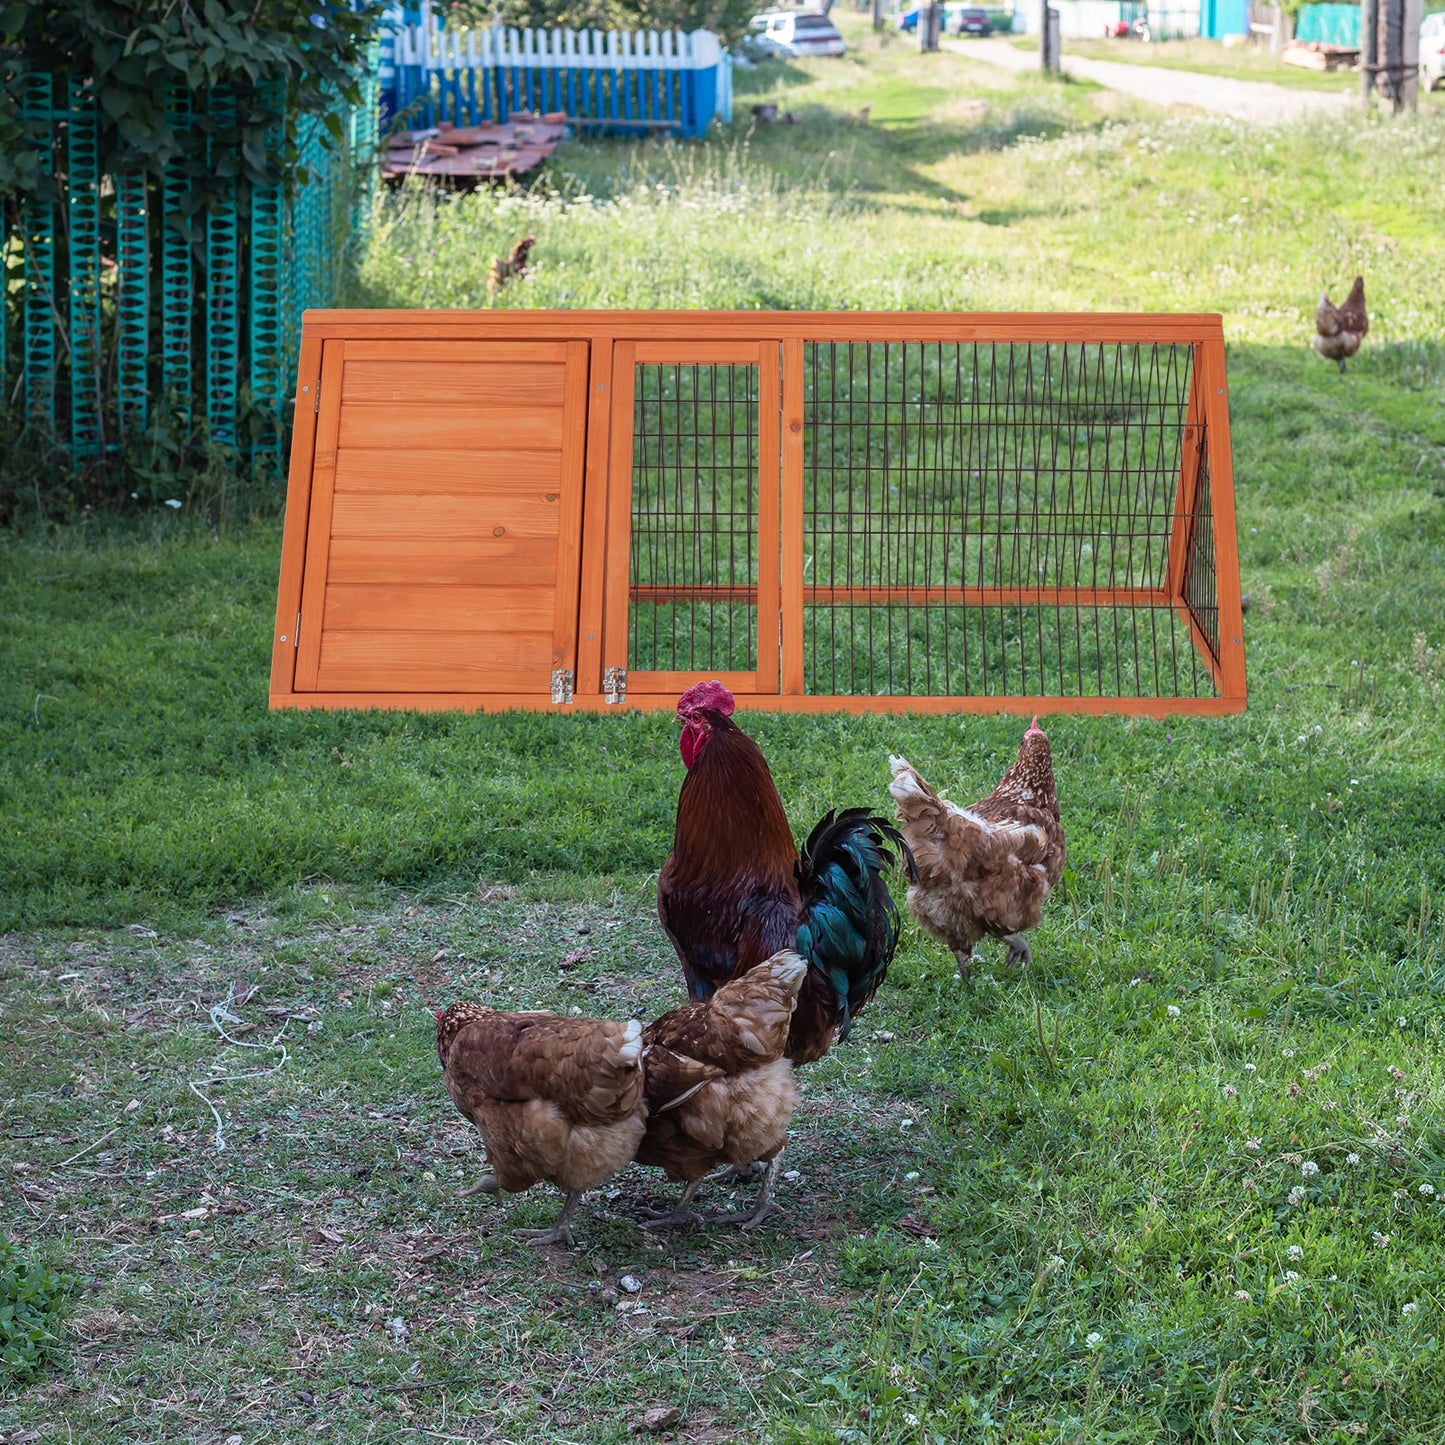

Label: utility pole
[918,1,941,51]
[872,0,885,30]
[1040,2,1060,71]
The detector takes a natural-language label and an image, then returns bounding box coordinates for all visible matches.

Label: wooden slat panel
[270,331,324,698]
[327,535,557,586]
[305,310,1227,346]
[576,335,614,697]
[315,630,554,691]
[322,584,555,633]
[275,689,1243,717]
[342,340,570,364]
[755,342,780,694]
[550,340,591,673]
[780,338,805,696]
[329,492,560,539]
[294,341,348,691]
[340,359,566,407]
[335,449,564,491]
[338,405,564,451]
[631,584,1171,607]
[600,342,636,683]
[634,342,770,364]
[1199,337,1248,704]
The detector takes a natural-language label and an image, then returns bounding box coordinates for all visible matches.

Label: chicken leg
[954,947,974,984]
[515,1189,582,1248]
[458,1171,501,1200]
[638,1178,707,1230]
[700,1154,784,1231]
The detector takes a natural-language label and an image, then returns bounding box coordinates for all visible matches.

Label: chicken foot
[638,1178,707,1230]
[699,1155,784,1231]
[458,1172,501,1200]
[953,948,974,985]
[711,1160,767,1187]
[1001,933,1031,970]
[515,1190,581,1248]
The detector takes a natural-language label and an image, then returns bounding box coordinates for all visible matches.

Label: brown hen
[436,1001,645,1247]
[1313,276,1368,374]
[888,718,1065,983]
[636,949,807,1231]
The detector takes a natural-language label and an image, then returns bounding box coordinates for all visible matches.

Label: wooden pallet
[271,311,1246,717]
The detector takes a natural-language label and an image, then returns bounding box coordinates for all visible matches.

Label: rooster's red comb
[676,679,735,718]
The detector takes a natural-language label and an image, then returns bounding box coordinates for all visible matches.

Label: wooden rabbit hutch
[270,312,1245,716]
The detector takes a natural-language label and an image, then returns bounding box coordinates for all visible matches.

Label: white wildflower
[1373,1232,1390,1248]
[1282,1049,1295,1058]
[1288,1187,1305,1206]
[1420,1183,1436,1197]
[1346,1152,1361,1166]
[1403,1302,1418,1317]
[1287,1245,1304,1262]
[1223,1084,1239,1099]
[1167,1005,1181,1018]
[904,1171,920,1182]
[1283,1270,1300,1283]
[1244,1063,1257,1073]
[1246,1138,1262,1152]
[1301,1161,1320,1178]
[1233,1289,1251,1302]
[1085,1332,1103,1350]
[1048,1255,1066,1269]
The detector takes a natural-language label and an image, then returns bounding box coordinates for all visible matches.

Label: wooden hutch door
[599,341,782,704]
[290,338,588,703]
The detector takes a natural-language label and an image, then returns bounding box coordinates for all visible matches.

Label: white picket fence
[380,3,731,136]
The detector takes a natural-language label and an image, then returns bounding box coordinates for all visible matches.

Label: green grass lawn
[3,25,1445,1443]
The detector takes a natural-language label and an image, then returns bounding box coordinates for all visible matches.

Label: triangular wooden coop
[271,312,1246,715]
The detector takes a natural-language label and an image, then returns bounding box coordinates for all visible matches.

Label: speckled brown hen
[1313,276,1368,374]
[888,718,1065,983]
[435,1002,646,1247]
[636,949,807,1231]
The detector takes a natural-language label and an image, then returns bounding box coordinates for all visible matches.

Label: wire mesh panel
[627,360,763,677]
[800,340,1217,701]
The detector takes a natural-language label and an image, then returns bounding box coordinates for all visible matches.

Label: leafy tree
[444,0,757,46]
[0,0,386,200]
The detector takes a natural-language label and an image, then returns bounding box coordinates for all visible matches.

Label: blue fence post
[67,74,103,459]
[20,73,57,433]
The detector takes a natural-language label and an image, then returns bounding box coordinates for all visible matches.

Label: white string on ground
[188,982,291,1152]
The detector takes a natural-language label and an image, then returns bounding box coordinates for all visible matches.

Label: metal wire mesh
[802,340,1218,699]
[628,363,759,673]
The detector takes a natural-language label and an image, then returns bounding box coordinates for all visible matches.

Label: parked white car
[1422,11,1445,91]
[749,9,847,57]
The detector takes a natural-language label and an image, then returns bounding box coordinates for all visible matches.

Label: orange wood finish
[271,311,1247,717]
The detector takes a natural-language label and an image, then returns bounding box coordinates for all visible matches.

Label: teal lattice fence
[1,59,379,473]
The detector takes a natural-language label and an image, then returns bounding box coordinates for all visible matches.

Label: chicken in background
[435,1001,645,1247]
[888,717,1065,983]
[659,680,911,1066]
[636,948,807,1230]
[487,235,535,295]
[1313,276,1368,374]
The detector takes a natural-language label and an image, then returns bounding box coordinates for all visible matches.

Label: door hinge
[603,666,627,705]
[550,668,574,705]
[293,612,300,648]
[314,386,320,414]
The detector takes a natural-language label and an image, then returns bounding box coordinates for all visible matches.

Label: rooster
[659,680,910,1066]
[487,235,535,295]
[637,949,807,1230]
[435,1001,646,1247]
[888,717,1065,983]
[1313,276,1368,374]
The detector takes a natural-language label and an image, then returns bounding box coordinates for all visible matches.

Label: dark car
[948,7,992,35]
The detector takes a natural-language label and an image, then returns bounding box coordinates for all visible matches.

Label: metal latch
[550,668,574,705]
[603,666,627,705]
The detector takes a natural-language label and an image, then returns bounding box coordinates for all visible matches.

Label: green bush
[0,1236,73,1383]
